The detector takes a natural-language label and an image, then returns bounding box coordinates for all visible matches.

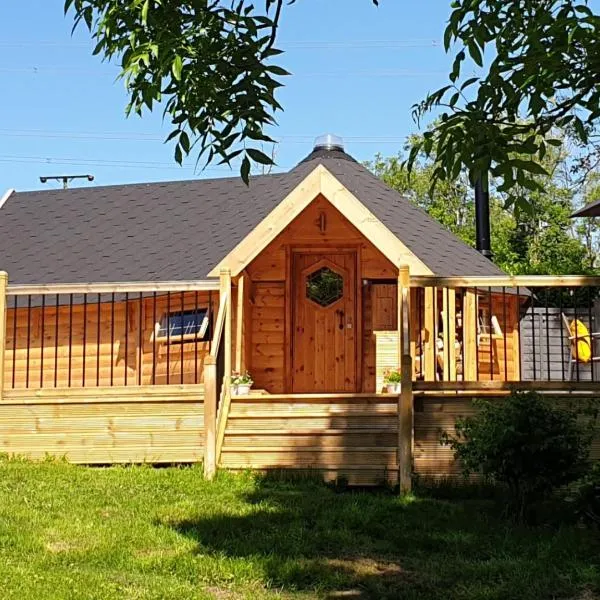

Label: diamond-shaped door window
[306,267,343,307]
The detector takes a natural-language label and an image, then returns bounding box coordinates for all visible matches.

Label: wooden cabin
[0,138,535,483]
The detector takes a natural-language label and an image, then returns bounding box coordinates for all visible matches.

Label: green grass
[0,458,598,600]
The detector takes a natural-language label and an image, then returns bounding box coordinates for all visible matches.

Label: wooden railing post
[463,289,478,381]
[398,266,414,494]
[0,272,8,400]
[220,269,232,391]
[203,356,217,479]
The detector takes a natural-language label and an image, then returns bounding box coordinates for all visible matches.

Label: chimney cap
[313,133,344,152]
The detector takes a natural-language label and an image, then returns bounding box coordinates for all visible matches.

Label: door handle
[338,310,345,330]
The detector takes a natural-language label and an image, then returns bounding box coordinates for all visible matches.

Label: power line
[0,39,441,49]
[0,154,292,172]
[0,128,408,145]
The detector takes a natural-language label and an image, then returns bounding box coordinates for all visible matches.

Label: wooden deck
[0,384,205,463]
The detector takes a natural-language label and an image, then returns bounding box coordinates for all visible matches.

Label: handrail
[6,280,220,295]
[209,290,228,358]
[410,275,600,288]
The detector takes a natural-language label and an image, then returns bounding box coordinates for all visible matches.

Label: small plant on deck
[383,369,402,393]
[231,371,254,395]
[441,391,591,521]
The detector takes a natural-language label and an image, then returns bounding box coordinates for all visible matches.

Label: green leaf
[246,148,273,165]
[241,155,251,185]
[172,55,183,81]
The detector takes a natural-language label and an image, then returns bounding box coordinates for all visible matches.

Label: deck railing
[407,275,600,388]
[1,278,219,393]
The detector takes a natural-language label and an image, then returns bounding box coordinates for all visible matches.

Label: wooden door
[292,252,357,392]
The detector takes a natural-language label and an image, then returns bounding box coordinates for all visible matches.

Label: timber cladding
[0,386,205,463]
[4,291,217,389]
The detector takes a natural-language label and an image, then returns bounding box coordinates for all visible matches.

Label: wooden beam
[0,271,7,399]
[410,275,600,288]
[413,380,600,392]
[463,289,478,381]
[209,164,433,278]
[7,280,219,296]
[203,356,217,479]
[423,287,436,381]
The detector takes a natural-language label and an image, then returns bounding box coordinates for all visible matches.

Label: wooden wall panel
[0,386,204,463]
[5,291,217,389]
[249,283,285,392]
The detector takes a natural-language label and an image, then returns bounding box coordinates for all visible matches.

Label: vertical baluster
[574,289,580,381]
[559,289,565,381]
[25,295,31,389]
[531,290,537,381]
[418,288,423,379]
[110,292,115,386]
[68,293,73,388]
[138,292,143,386]
[125,292,129,386]
[180,291,185,384]
[546,289,551,381]
[502,287,508,381]
[96,294,101,387]
[54,294,59,388]
[166,292,171,385]
[516,287,522,382]
[194,290,199,384]
[588,287,594,382]
[152,292,157,385]
[488,287,493,381]
[83,293,87,387]
[40,295,45,388]
[12,296,17,389]
[475,287,480,382]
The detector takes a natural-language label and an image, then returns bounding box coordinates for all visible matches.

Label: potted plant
[383,369,402,394]
[231,371,254,396]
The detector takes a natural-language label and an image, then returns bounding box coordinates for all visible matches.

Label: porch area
[0,270,599,487]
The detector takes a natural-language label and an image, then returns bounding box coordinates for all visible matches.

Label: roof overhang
[571,199,600,218]
[208,165,433,277]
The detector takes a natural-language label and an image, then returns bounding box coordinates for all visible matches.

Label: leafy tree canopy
[408,0,600,211]
[367,137,598,275]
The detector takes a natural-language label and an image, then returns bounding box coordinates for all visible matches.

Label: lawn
[0,458,598,600]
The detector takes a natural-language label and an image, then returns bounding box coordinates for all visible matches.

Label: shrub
[569,463,600,527]
[442,391,590,520]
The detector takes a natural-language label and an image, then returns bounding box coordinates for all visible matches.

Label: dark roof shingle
[0,149,504,284]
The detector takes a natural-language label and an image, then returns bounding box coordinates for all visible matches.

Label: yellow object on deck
[569,319,592,362]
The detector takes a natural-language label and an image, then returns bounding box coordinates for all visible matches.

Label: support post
[463,289,478,381]
[398,266,413,494]
[203,356,217,479]
[220,269,232,391]
[424,287,437,381]
[442,288,457,381]
[235,274,245,374]
[0,271,7,400]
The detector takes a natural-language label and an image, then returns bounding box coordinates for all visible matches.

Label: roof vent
[313,133,344,152]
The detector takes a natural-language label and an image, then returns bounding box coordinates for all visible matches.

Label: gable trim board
[209,165,433,278]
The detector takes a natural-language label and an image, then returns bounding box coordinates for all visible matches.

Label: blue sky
[0,0,455,192]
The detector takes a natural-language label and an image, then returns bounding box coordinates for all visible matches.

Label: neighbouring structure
[0,136,597,486]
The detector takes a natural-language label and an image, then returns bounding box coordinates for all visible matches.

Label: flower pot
[233,383,252,396]
[385,383,401,394]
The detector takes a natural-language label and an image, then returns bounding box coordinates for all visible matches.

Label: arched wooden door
[291,252,357,392]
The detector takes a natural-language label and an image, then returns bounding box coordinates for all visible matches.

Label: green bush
[442,392,591,520]
[569,463,600,527]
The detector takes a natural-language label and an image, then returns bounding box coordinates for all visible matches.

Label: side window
[155,308,210,342]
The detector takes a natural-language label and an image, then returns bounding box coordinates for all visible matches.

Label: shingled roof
[0,147,505,284]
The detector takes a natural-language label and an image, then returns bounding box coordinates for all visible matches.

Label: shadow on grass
[163,477,600,600]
